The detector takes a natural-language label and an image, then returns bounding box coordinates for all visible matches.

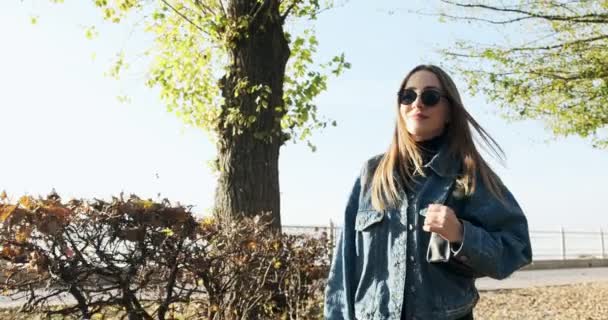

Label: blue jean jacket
[324,148,532,319]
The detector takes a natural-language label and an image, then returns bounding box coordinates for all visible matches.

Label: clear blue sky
[1,0,606,231]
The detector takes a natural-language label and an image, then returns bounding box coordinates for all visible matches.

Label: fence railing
[283,225,608,261]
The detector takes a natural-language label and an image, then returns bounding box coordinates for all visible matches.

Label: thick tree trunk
[214,0,290,231]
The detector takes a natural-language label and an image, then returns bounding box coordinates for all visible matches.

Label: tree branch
[280,0,299,22]
[436,12,535,24]
[161,0,206,33]
[192,0,217,16]
[250,0,272,30]
[505,34,608,52]
[440,0,608,24]
[443,32,608,58]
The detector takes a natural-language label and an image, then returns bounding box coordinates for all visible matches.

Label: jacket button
[459,255,468,262]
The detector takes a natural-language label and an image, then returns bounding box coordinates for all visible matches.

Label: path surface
[3,268,608,308]
[476,267,608,290]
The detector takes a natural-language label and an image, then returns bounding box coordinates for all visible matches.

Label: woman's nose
[411,95,424,110]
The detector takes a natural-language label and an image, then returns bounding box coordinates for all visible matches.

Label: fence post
[601,228,606,259]
[561,227,566,260]
[329,219,335,262]
[329,220,335,245]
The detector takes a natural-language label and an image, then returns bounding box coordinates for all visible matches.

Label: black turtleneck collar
[416,131,447,164]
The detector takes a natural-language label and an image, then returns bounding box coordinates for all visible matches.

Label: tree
[433,0,608,148]
[35,0,349,230]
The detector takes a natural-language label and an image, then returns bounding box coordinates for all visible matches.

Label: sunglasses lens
[421,90,441,106]
[399,89,444,106]
[399,89,417,105]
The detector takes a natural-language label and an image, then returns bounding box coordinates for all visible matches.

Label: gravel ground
[474,282,608,320]
[1,282,608,319]
[476,267,608,290]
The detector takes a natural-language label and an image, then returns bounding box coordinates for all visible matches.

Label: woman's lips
[410,113,429,120]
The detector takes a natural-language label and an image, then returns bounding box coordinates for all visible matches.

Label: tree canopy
[70,0,348,148]
[437,0,608,148]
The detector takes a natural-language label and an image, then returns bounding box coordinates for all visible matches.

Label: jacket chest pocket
[355,210,384,231]
[354,210,385,258]
[353,210,386,316]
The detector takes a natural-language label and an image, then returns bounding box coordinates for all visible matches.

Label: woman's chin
[407,128,429,137]
[407,129,442,141]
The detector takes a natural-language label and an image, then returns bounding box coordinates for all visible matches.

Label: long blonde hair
[371,64,505,212]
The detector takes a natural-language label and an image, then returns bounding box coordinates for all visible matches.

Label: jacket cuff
[450,219,465,255]
[451,219,475,264]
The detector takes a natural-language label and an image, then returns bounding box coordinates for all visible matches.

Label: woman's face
[400,70,450,142]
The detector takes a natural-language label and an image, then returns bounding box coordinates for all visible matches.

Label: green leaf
[84,25,98,40]
[161,228,174,237]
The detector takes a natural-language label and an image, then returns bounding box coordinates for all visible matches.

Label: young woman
[324,65,532,320]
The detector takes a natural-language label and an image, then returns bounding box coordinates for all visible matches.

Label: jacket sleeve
[324,176,361,320]
[450,175,533,280]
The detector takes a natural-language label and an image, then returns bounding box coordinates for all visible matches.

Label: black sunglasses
[398,88,448,107]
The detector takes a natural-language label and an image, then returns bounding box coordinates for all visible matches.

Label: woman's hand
[422,204,463,243]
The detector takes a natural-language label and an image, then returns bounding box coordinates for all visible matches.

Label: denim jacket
[324,146,532,320]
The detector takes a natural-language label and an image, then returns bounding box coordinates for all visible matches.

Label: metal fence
[530,228,607,260]
[283,225,608,261]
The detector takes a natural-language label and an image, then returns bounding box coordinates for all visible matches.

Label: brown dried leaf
[0,205,17,222]
[18,196,34,210]
[41,205,71,221]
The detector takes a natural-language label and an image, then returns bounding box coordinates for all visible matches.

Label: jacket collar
[424,142,461,178]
